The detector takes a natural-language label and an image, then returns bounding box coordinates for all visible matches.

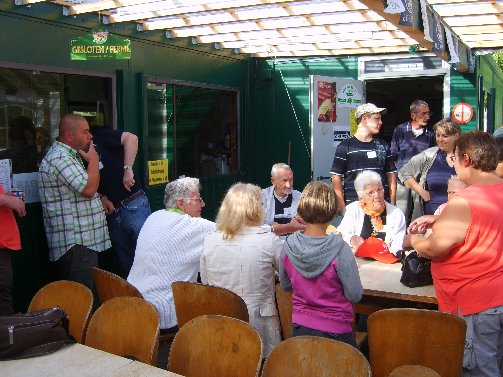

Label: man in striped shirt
[39,114,110,305]
[331,103,397,214]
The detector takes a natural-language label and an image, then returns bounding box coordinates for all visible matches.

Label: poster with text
[317,81,337,122]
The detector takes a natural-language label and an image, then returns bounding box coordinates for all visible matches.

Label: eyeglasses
[449,155,456,163]
[182,197,204,203]
[418,111,433,117]
[364,188,384,197]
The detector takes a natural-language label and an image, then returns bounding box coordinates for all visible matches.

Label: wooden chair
[261,336,371,377]
[28,280,93,344]
[167,315,262,377]
[171,281,249,328]
[91,267,143,304]
[274,283,367,347]
[275,282,293,340]
[367,308,466,377]
[84,296,160,366]
[92,267,174,363]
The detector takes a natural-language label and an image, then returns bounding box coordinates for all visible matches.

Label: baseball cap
[355,103,387,120]
[355,237,400,264]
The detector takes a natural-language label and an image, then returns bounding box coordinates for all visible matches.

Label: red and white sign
[451,102,474,124]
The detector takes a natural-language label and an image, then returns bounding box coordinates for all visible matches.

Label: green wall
[449,69,477,132]
[0,10,248,311]
[477,54,503,129]
[248,57,359,191]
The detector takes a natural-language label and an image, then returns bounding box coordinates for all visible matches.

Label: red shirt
[432,182,503,315]
[0,184,21,251]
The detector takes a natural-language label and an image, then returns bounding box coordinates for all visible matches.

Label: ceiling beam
[358,0,463,69]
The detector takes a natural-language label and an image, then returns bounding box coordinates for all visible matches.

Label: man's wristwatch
[123,164,129,171]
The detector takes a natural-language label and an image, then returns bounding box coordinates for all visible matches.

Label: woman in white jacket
[201,183,283,356]
[338,170,406,257]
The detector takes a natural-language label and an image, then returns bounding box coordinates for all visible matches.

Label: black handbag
[0,307,74,360]
[400,251,433,288]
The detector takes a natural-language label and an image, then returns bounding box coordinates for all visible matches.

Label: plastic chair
[261,336,371,377]
[28,280,93,344]
[84,296,160,366]
[171,281,249,328]
[274,283,367,347]
[367,308,466,377]
[168,315,262,377]
[91,267,143,304]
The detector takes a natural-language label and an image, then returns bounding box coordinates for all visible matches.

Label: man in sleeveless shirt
[262,163,305,236]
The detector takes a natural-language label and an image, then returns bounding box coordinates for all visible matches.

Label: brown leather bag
[0,307,73,360]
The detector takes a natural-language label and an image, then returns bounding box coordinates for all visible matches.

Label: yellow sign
[148,160,168,186]
[350,109,358,135]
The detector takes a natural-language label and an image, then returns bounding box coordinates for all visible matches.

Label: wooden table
[0,343,183,377]
[357,258,437,305]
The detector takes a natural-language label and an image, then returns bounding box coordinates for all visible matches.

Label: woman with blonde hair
[201,182,283,356]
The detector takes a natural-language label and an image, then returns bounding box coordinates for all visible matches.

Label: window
[146,78,239,182]
[0,65,114,174]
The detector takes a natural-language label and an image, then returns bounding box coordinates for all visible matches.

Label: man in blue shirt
[391,100,436,224]
[91,127,151,278]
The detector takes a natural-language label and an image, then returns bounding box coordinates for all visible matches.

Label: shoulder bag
[400,251,433,288]
[0,307,74,360]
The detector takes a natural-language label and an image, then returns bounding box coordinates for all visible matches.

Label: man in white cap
[331,103,397,214]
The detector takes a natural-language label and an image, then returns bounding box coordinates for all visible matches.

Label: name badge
[283,207,293,216]
[367,151,377,159]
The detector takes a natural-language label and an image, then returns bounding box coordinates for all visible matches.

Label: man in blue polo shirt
[391,100,436,224]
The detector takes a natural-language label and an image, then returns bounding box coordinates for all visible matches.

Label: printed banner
[71,27,131,60]
[384,0,405,14]
[431,14,446,54]
[399,0,421,29]
[446,29,460,64]
[420,0,433,42]
[317,81,337,122]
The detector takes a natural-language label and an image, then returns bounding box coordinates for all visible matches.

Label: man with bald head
[39,114,110,305]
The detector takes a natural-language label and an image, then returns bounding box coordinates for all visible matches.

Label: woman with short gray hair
[338,170,406,258]
[128,177,215,335]
[163,177,201,209]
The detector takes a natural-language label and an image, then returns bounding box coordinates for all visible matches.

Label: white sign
[13,172,40,203]
[337,84,362,108]
[0,159,12,191]
[452,102,473,124]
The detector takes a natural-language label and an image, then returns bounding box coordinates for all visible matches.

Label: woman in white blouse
[201,183,283,356]
[338,170,406,256]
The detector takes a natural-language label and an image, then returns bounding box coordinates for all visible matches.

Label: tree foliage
[493,50,503,71]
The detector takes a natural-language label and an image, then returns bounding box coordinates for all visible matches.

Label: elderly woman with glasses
[128,177,215,335]
[337,170,406,256]
[398,117,461,218]
[201,182,283,356]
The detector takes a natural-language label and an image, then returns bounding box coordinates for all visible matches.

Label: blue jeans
[107,192,151,278]
[291,323,358,349]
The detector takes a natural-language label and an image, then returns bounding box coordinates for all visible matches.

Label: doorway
[365,76,444,144]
